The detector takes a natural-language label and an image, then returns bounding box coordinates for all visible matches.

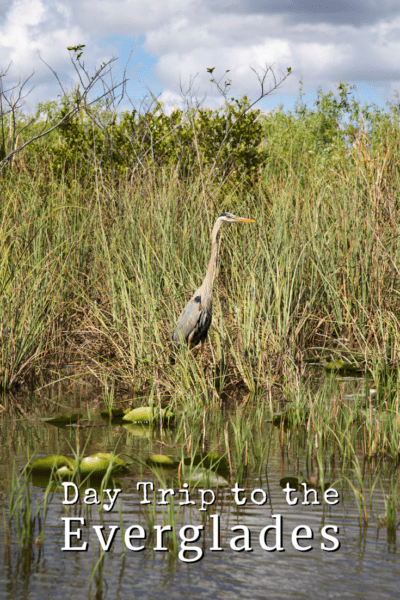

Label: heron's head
[218,212,255,224]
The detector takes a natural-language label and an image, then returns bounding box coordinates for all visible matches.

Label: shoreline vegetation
[1,66,400,397]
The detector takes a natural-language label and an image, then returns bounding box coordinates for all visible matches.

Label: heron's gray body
[172,212,254,349]
[172,294,212,348]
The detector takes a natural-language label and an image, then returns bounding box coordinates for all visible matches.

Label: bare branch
[0,76,127,172]
[0,53,128,173]
[205,64,291,187]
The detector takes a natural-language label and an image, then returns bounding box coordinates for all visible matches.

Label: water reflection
[0,374,399,599]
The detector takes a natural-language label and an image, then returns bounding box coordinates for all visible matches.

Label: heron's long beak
[235,217,255,223]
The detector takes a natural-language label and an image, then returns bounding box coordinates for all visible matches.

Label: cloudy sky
[1,0,400,113]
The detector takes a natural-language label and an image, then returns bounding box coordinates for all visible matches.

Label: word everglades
[61,482,341,563]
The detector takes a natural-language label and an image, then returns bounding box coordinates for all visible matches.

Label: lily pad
[324,360,363,373]
[100,407,132,419]
[146,454,176,469]
[30,455,75,474]
[122,406,173,423]
[55,465,76,478]
[181,467,229,488]
[29,453,128,481]
[77,453,128,477]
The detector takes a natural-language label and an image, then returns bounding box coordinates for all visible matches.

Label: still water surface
[0,377,398,599]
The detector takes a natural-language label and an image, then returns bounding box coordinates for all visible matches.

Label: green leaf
[324,359,362,373]
[122,406,173,423]
[78,453,128,477]
[181,467,229,488]
[30,455,75,474]
[146,454,176,469]
[100,407,131,419]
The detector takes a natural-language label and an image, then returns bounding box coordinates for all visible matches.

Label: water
[0,376,399,599]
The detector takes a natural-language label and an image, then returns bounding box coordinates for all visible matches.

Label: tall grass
[1,87,400,406]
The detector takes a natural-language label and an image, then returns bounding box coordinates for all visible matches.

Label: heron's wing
[173,295,205,344]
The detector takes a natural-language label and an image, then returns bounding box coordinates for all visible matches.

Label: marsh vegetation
[0,60,399,598]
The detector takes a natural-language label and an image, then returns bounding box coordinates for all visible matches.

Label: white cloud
[1,0,400,111]
[76,0,191,35]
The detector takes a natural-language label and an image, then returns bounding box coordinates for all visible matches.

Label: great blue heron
[172,212,255,350]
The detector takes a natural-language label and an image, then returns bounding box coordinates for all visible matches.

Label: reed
[1,84,400,479]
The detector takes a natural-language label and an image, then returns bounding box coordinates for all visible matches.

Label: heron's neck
[201,220,222,305]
